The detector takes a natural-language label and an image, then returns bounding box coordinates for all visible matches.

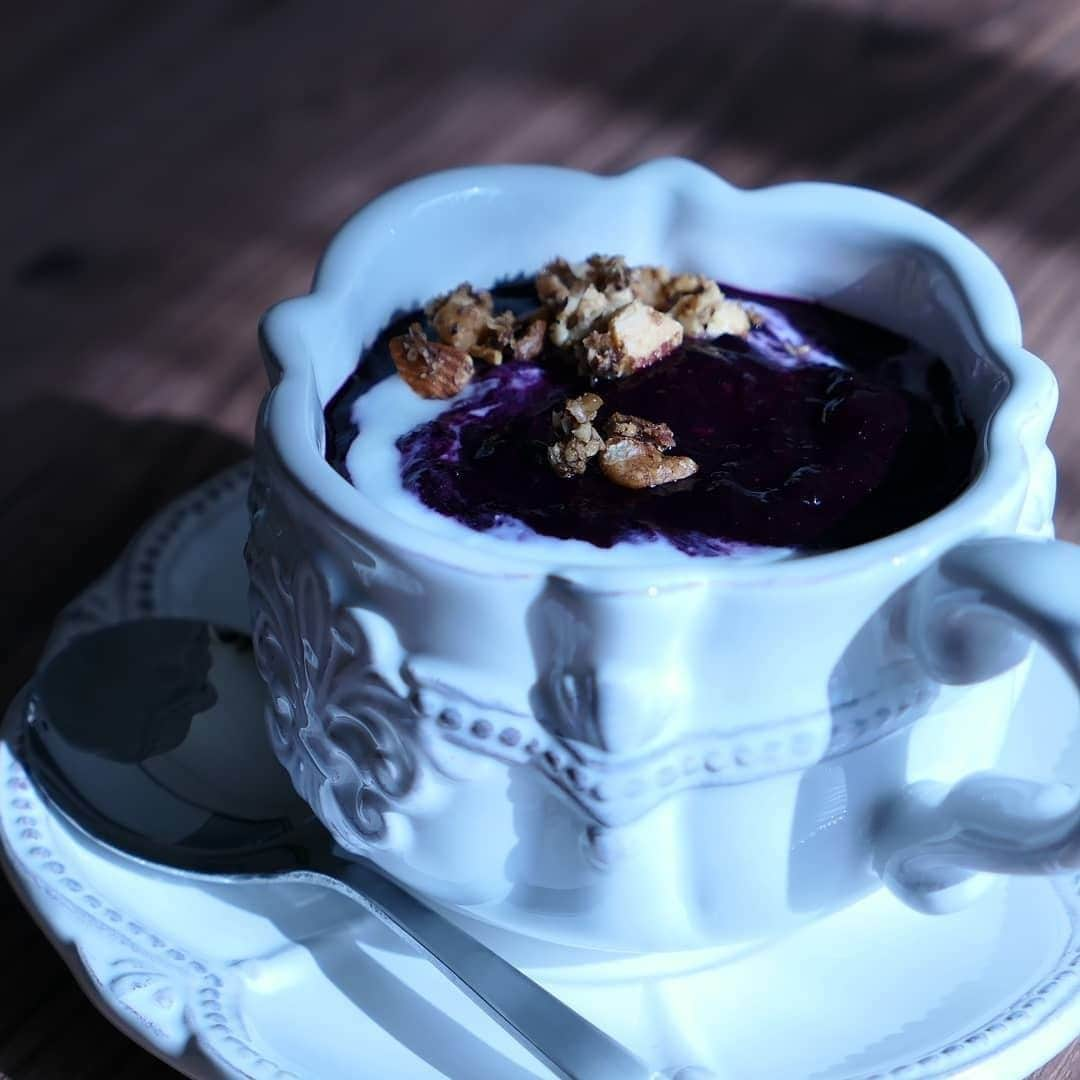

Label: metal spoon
[24,618,654,1080]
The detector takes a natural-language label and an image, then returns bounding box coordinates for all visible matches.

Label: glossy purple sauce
[325,282,975,555]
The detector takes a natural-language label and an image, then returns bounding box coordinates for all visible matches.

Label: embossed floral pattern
[248,546,419,848]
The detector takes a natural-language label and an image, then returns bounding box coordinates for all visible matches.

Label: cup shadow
[0,394,249,704]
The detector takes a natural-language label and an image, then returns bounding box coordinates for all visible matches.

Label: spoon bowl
[28,619,324,874]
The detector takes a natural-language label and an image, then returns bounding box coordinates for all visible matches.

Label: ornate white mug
[248,159,1080,954]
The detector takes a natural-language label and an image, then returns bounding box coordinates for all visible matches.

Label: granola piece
[512,316,547,362]
[550,283,612,347]
[549,437,604,479]
[554,391,603,433]
[630,264,672,308]
[548,393,604,478]
[538,254,642,349]
[426,283,495,351]
[664,274,751,338]
[537,254,635,348]
[426,285,524,365]
[486,310,517,349]
[537,255,633,305]
[536,257,581,306]
[584,255,634,313]
[470,345,505,366]
[389,323,474,399]
[468,310,517,366]
[585,254,632,295]
[599,438,698,489]
[582,300,684,379]
[665,272,711,301]
[602,412,676,451]
[669,282,751,338]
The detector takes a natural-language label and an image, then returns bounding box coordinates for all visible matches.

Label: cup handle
[873,536,1080,914]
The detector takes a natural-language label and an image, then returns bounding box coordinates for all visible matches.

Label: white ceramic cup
[249,159,1080,954]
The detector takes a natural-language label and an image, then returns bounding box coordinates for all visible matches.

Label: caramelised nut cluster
[386,255,750,403]
[424,284,547,367]
[548,395,699,489]
[665,273,751,339]
[538,255,634,347]
[389,284,548,399]
[547,392,604,478]
[536,255,749,379]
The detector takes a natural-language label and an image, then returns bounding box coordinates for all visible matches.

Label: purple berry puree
[324,281,975,556]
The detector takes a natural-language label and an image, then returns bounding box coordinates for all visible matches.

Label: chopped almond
[389,323,474,399]
[582,300,684,379]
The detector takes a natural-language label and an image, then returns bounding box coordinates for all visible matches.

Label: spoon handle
[291,853,655,1080]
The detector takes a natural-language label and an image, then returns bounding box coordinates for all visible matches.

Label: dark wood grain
[2,1,1079,1076]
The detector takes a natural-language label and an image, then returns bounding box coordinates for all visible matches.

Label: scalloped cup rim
[259,158,1058,589]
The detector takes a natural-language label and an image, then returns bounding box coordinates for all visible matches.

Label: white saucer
[3,463,1079,1080]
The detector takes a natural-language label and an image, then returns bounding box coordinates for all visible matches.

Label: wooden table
[2,1,1078,1075]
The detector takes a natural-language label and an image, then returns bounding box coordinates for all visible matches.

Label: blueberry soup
[325,256,975,558]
